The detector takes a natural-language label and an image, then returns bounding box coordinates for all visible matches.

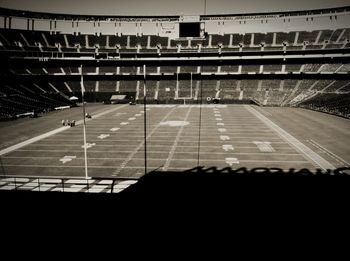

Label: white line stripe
[22,142,289,148]
[0,105,128,156]
[112,107,177,175]
[254,106,272,116]
[10,146,295,152]
[5,152,303,156]
[44,132,276,138]
[0,126,70,156]
[163,107,193,171]
[36,137,282,142]
[2,154,306,161]
[0,160,312,170]
[246,105,336,170]
[308,139,350,166]
[2,157,180,161]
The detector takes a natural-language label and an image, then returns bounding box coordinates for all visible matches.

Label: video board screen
[179,22,201,37]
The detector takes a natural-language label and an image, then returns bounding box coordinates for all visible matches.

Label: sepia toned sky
[0,0,349,15]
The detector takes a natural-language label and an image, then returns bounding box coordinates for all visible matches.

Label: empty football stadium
[0,0,350,197]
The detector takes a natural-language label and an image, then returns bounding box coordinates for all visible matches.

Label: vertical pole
[143,64,147,175]
[176,72,178,100]
[197,77,203,166]
[80,65,89,179]
[190,72,193,99]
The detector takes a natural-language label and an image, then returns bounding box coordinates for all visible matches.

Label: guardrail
[0,175,138,193]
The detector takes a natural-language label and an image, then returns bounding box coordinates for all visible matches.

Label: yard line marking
[98,134,110,139]
[9,149,300,155]
[308,139,350,167]
[246,105,335,170]
[1,153,306,161]
[225,158,240,166]
[163,107,193,171]
[59,155,76,164]
[81,143,96,149]
[54,131,272,136]
[0,164,153,169]
[3,156,170,161]
[253,141,275,152]
[0,159,312,169]
[29,137,283,143]
[222,144,234,151]
[15,149,135,153]
[159,121,189,127]
[112,107,177,176]
[0,105,128,156]
[24,141,289,147]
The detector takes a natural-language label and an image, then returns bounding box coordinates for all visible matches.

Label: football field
[0,104,349,192]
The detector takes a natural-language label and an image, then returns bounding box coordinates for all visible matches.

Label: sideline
[0,105,128,156]
[246,105,335,170]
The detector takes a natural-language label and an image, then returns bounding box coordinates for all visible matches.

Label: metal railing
[0,175,138,193]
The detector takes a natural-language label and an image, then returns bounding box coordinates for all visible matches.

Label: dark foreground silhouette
[1,166,349,224]
[1,166,349,204]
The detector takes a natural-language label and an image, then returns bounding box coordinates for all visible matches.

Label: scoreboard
[179,15,205,38]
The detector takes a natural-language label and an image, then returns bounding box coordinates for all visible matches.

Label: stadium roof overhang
[1,6,350,21]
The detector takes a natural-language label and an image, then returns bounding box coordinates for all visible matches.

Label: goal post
[176,72,194,100]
